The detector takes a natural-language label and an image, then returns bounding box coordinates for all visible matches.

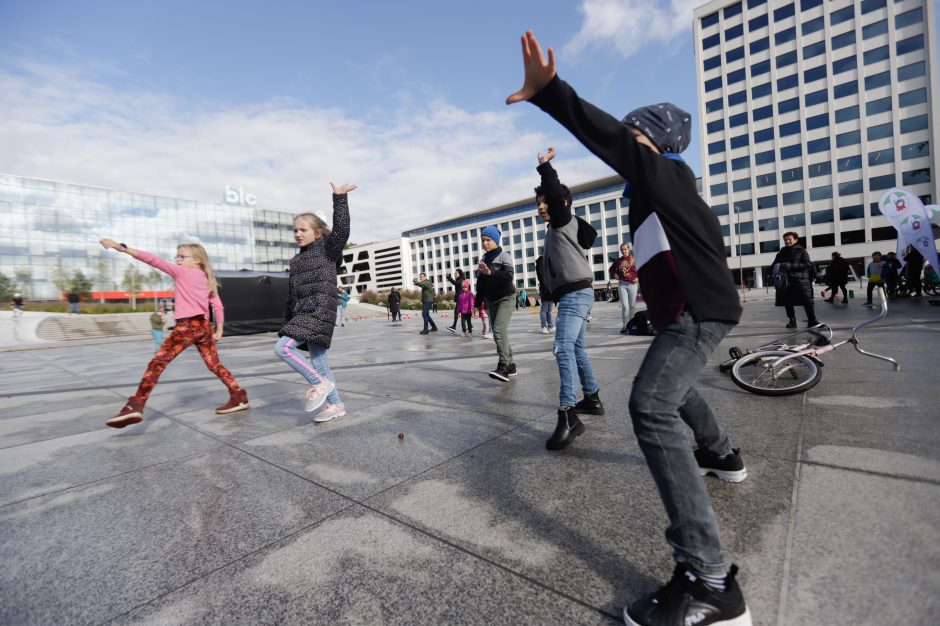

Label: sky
[1,0,706,243]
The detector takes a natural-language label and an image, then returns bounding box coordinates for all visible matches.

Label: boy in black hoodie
[508,31,751,626]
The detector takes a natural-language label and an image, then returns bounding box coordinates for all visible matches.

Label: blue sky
[1,0,704,241]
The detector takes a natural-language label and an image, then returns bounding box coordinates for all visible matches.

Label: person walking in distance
[507,30,751,626]
[610,242,639,334]
[413,273,438,334]
[387,287,402,322]
[99,238,249,428]
[824,251,850,303]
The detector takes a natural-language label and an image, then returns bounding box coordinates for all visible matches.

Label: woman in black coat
[387,288,402,321]
[772,232,819,328]
[824,251,850,303]
[274,182,355,422]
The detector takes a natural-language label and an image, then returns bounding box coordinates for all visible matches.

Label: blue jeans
[554,288,598,409]
[618,281,638,328]
[628,313,734,575]
[151,329,164,352]
[274,336,342,405]
[540,299,556,329]
[421,301,437,331]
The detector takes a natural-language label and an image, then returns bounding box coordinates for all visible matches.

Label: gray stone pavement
[1,292,939,625]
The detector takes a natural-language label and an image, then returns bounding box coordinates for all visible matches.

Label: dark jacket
[530,75,741,330]
[387,291,401,309]
[535,256,552,301]
[772,245,816,306]
[446,271,466,294]
[475,247,515,302]
[279,193,350,350]
[827,256,850,285]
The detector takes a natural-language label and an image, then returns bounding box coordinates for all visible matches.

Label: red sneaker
[106,396,145,428]
[216,389,249,414]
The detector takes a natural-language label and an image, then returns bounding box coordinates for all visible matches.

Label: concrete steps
[36,314,152,341]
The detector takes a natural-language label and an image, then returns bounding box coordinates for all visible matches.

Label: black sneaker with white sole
[507,363,518,377]
[694,447,747,483]
[624,563,751,626]
[488,363,511,382]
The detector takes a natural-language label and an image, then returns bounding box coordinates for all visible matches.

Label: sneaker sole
[313,411,345,423]
[488,371,510,382]
[215,402,249,415]
[106,413,143,429]
[700,467,748,483]
[305,383,336,412]
[624,606,752,626]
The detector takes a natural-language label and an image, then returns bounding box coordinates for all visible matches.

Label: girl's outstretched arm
[100,238,141,259]
[324,182,355,261]
[100,238,179,277]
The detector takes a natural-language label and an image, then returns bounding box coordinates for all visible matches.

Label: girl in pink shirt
[456,279,475,336]
[99,238,248,428]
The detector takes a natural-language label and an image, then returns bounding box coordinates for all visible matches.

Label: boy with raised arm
[507,30,750,626]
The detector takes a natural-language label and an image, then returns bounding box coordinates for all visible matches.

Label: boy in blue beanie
[507,30,750,626]
[475,225,517,381]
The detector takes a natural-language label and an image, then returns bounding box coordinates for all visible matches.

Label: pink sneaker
[314,403,346,423]
[304,382,335,412]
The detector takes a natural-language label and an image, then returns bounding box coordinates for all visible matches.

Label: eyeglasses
[175,255,194,260]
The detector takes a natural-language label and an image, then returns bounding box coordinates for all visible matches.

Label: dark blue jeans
[628,313,734,575]
[421,301,437,331]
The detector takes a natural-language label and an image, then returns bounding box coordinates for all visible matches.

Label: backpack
[772,263,790,291]
[626,311,656,336]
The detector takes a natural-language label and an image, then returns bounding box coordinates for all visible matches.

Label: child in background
[149,308,166,352]
[274,182,355,423]
[473,290,490,338]
[865,251,886,306]
[99,238,248,428]
[455,279,475,336]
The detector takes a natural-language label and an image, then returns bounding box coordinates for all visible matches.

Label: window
[776,50,798,68]
[863,19,887,39]
[728,90,747,106]
[733,178,751,192]
[759,217,779,232]
[704,55,721,71]
[811,208,834,223]
[835,105,859,123]
[757,194,778,209]
[730,112,748,127]
[780,144,802,160]
[840,205,864,219]
[800,0,822,10]
[775,27,796,45]
[898,61,925,82]
[804,65,827,83]
[841,229,865,244]
[774,3,794,21]
[867,123,892,141]
[861,0,886,14]
[832,30,855,51]
[837,130,861,147]
[864,45,889,65]
[707,119,724,133]
[830,5,854,26]
[735,221,754,235]
[869,174,896,191]
[784,214,806,228]
[709,161,727,175]
[896,35,924,56]
[896,8,923,29]
[702,12,719,28]
[802,16,824,35]
[782,190,804,205]
[724,2,742,18]
[803,40,825,60]
[751,59,771,77]
[899,88,927,108]
[866,96,892,116]
[726,24,744,41]
[900,115,927,133]
[761,240,782,253]
[778,96,799,114]
[706,97,723,113]
[755,126,776,143]
[755,150,775,166]
[752,82,772,99]
[805,90,827,108]
[731,155,749,170]
[727,69,746,85]
[777,73,799,91]
[865,71,890,90]
[711,182,728,196]
[749,15,769,31]
[748,0,764,9]
[807,137,831,153]
[780,120,801,137]
[726,46,745,63]
[833,56,857,74]
[712,203,729,216]
[734,199,753,213]
[902,169,930,185]
[838,155,862,172]
[703,33,720,50]
[730,134,750,149]
[756,171,776,186]
[809,161,831,177]
[810,186,833,201]
[839,180,863,195]
[834,80,858,98]
[901,141,929,160]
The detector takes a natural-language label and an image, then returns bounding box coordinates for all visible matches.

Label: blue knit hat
[621,103,691,154]
[481,225,501,244]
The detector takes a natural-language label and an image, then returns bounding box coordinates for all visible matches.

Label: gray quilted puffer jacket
[279,193,350,350]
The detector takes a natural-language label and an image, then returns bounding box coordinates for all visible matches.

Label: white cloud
[564,0,700,59]
[0,60,613,243]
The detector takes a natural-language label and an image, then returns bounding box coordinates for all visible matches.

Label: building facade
[694,0,939,286]
[0,174,295,299]
[337,237,408,294]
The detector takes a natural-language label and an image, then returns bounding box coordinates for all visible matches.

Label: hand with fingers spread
[538,147,557,164]
[330,182,358,195]
[506,30,556,105]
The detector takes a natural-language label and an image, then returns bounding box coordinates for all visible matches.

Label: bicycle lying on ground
[719,286,900,396]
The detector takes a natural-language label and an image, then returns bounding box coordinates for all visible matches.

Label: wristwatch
[119,243,128,251]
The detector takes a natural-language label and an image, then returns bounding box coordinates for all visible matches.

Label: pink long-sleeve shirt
[137,251,224,325]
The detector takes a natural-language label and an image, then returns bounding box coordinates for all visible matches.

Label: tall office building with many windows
[694,0,938,285]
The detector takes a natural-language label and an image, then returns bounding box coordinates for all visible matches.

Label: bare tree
[146,269,163,308]
[94,257,111,303]
[13,267,32,298]
[50,260,70,299]
[122,265,144,310]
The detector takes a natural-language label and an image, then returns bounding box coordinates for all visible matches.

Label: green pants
[485,294,515,366]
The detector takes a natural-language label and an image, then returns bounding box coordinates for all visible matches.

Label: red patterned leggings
[134,316,241,401]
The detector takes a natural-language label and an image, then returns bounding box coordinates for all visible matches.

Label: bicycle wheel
[730,350,821,396]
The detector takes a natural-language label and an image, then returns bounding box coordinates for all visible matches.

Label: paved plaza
[1,292,939,625]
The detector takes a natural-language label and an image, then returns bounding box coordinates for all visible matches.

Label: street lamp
[733,205,746,302]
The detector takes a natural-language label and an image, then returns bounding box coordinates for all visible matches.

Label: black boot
[785,317,797,329]
[574,391,605,415]
[546,408,585,451]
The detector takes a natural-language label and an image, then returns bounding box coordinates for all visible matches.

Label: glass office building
[694,0,939,286]
[0,174,296,299]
